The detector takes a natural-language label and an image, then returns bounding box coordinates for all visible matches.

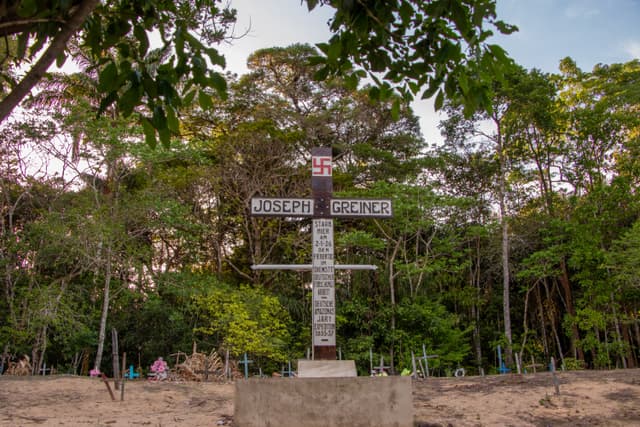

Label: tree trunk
[603,327,611,369]
[2,190,29,331]
[388,239,401,374]
[32,325,48,375]
[501,215,513,366]
[472,237,483,374]
[622,321,635,368]
[519,284,535,374]
[496,126,513,367]
[93,243,112,373]
[558,258,583,360]
[472,303,482,372]
[543,280,564,366]
[634,312,640,367]
[610,293,627,369]
[536,282,549,357]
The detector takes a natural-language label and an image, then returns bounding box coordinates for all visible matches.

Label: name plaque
[251,198,314,216]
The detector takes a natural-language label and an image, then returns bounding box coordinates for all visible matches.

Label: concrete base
[234,376,413,427]
[297,359,357,378]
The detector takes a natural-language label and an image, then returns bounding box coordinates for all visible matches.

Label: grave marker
[420,344,439,377]
[239,353,253,379]
[250,147,392,360]
[374,355,390,375]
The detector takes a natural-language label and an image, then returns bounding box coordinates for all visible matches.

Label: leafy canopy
[193,284,292,361]
[306,0,517,115]
[0,0,516,146]
[0,0,236,148]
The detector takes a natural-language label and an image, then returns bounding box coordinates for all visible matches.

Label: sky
[218,0,640,145]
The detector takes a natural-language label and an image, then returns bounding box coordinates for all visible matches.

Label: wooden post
[224,348,230,380]
[411,351,417,378]
[550,357,560,395]
[120,352,126,401]
[101,373,116,401]
[417,359,426,378]
[422,344,430,377]
[311,147,336,360]
[111,328,120,390]
[419,345,439,377]
[374,355,390,375]
[369,348,373,374]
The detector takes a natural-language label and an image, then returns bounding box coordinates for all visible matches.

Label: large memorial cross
[250,147,392,360]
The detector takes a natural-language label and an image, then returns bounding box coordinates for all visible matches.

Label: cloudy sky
[494,0,640,71]
[221,1,640,144]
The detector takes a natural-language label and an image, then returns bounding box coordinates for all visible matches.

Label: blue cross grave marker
[239,353,253,379]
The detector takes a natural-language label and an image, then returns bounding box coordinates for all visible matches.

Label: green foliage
[396,297,471,369]
[336,293,471,374]
[606,220,640,290]
[193,282,292,361]
[0,0,237,142]
[113,286,194,363]
[306,0,517,114]
[5,39,640,377]
[561,357,584,371]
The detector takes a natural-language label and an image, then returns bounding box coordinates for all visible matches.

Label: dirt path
[1,369,639,426]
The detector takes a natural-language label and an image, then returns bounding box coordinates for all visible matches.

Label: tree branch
[0,19,65,37]
[0,0,100,124]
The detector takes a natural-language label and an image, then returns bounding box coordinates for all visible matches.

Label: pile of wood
[4,355,31,376]
[170,349,239,382]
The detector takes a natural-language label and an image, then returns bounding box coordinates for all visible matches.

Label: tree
[193,282,292,361]
[607,220,640,292]
[305,0,517,114]
[438,87,519,367]
[1,1,515,144]
[558,58,640,193]
[0,0,237,147]
[178,44,425,287]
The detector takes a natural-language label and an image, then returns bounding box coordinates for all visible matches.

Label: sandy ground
[1,369,639,426]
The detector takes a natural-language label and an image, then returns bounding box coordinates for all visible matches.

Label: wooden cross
[251,147,392,360]
[419,345,439,378]
[374,355,391,375]
[39,362,51,376]
[238,352,253,379]
[281,360,295,377]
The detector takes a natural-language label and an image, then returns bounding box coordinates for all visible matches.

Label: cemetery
[2,368,640,426]
[2,149,638,426]
[3,2,640,426]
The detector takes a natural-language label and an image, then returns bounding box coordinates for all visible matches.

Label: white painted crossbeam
[251,264,378,271]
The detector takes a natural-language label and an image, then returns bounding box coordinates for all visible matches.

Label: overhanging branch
[0,18,66,37]
[0,0,100,124]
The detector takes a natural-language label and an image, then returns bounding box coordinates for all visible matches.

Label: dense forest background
[2,40,640,377]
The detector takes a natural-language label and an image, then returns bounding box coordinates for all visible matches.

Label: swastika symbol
[312,156,332,176]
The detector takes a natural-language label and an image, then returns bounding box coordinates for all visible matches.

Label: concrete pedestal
[234,376,413,427]
[297,359,357,377]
